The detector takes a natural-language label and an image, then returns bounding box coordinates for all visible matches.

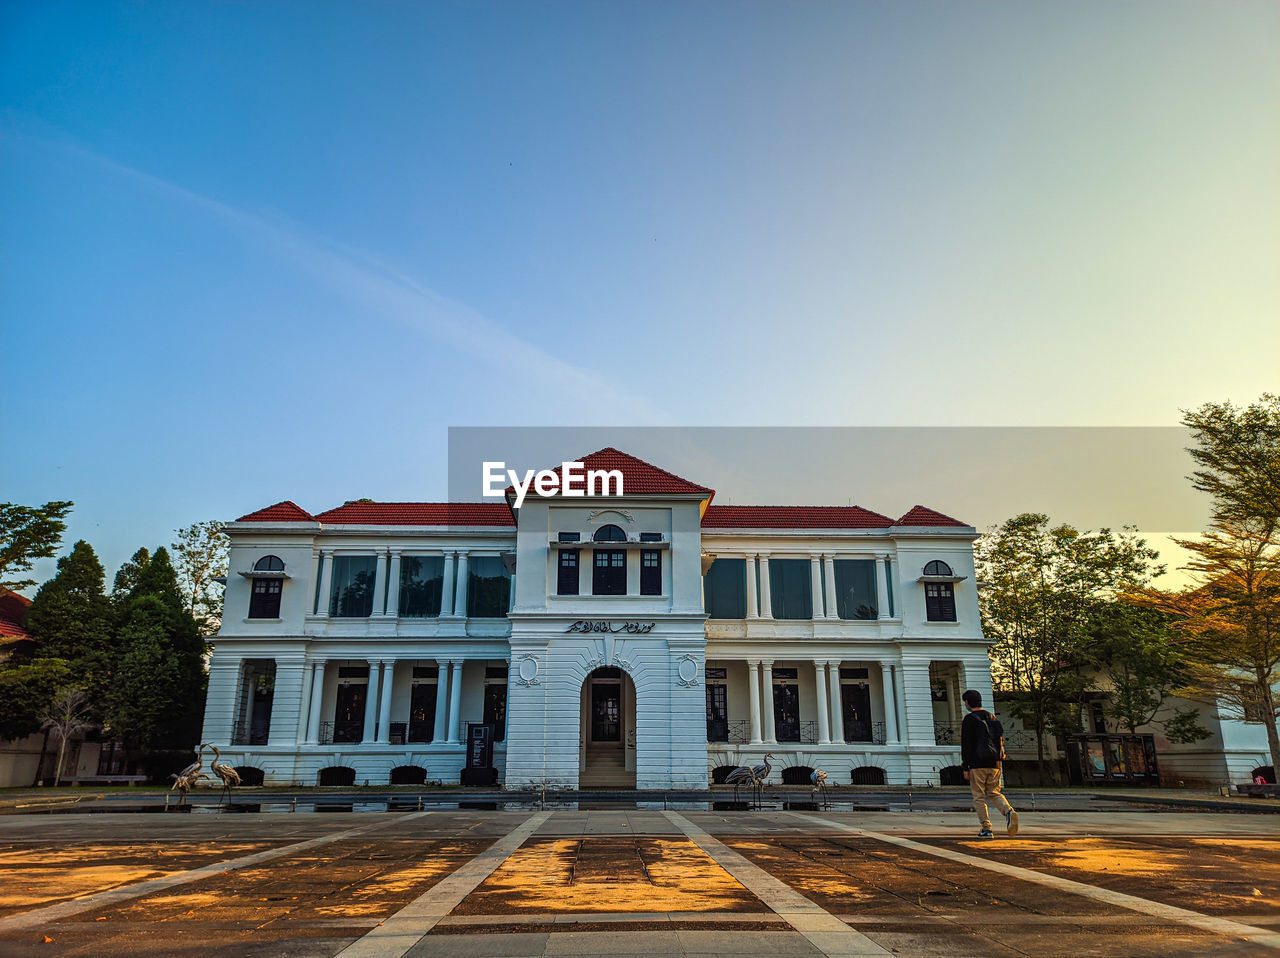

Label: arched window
[923,560,953,577]
[254,555,285,572]
[249,556,285,618]
[592,524,627,542]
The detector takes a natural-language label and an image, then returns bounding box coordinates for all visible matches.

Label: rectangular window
[703,558,746,619]
[640,549,661,595]
[329,556,378,617]
[706,684,728,742]
[593,549,626,595]
[557,549,579,595]
[399,556,444,617]
[248,577,282,618]
[558,532,580,542]
[467,556,511,618]
[640,532,663,542]
[768,559,812,619]
[484,683,507,742]
[925,582,957,622]
[834,559,878,620]
[884,558,895,617]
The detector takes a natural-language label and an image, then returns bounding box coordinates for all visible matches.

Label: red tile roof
[0,590,31,640]
[313,502,516,526]
[236,501,317,523]
[702,505,894,529]
[506,447,715,499]
[894,505,969,527]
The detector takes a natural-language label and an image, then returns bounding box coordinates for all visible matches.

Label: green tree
[1183,394,1280,525]
[23,541,116,710]
[0,657,71,740]
[0,500,73,593]
[171,520,229,633]
[1140,516,1280,773]
[105,599,191,752]
[107,548,207,752]
[1085,602,1208,741]
[111,547,150,605]
[977,513,1163,783]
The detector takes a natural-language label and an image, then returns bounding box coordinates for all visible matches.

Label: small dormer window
[593,524,626,542]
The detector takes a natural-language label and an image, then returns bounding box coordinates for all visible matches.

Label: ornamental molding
[676,654,700,687]
[515,654,541,687]
[589,508,635,523]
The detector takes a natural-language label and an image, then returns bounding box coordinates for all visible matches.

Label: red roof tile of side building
[235,501,317,522]
[313,502,516,526]
[702,505,895,529]
[893,505,969,527]
[0,590,32,640]
[505,447,715,498]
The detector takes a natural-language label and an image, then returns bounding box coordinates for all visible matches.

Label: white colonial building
[201,448,994,789]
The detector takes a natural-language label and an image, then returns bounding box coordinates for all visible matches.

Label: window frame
[925,582,957,622]
[557,549,580,595]
[248,576,283,618]
[640,549,662,595]
[592,549,627,595]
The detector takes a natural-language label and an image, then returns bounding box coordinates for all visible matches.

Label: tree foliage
[22,541,116,712]
[977,513,1163,781]
[1136,516,1280,772]
[171,520,229,633]
[1083,602,1207,742]
[111,548,150,605]
[0,501,73,593]
[0,657,71,740]
[1183,393,1280,525]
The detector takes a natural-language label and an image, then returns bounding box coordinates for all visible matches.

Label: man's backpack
[972,711,1005,764]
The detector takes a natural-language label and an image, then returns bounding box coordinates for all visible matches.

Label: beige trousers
[969,766,1013,830]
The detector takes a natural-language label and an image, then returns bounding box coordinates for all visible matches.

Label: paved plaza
[1,802,1278,957]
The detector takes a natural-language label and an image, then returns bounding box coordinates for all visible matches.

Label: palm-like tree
[39,688,97,786]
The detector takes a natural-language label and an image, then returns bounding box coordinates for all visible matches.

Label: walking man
[960,689,1019,838]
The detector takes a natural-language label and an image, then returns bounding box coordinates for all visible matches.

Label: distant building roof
[893,505,969,527]
[506,447,715,499]
[0,590,32,642]
[701,505,895,529]
[312,502,516,526]
[235,501,317,522]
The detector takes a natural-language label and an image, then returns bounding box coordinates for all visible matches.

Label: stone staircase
[580,748,635,788]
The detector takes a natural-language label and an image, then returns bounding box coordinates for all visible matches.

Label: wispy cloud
[4,121,671,424]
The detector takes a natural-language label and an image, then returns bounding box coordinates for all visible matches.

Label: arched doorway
[580,667,637,788]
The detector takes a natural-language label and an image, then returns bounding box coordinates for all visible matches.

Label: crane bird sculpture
[169,745,207,805]
[205,743,241,803]
[810,768,829,807]
[724,753,774,808]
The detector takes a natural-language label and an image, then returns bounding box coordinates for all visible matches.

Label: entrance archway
[579,667,637,788]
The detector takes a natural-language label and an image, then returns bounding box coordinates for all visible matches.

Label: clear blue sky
[2,1,1277,588]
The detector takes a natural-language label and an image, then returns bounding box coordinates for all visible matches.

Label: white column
[433,659,450,743]
[385,552,402,618]
[747,660,763,744]
[876,554,892,620]
[441,551,456,615]
[810,555,825,619]
[363,659,381,743]
[827,661,844,743]
[372,549,389,615]
[446,660,464,744]
[745,556,759,618]
[315,551,334,617]
[296,662,315,745]
[761,662,776,744]
[377,660,394,744]
[309,552,322,611]
[881,662,900,743]
[758,555,773,619]
[823,555,839,619]
[814,662,831,745]
[893,665,908,744]
[900,660,935,746]
[306,660,326,743]
[453,551,470,618]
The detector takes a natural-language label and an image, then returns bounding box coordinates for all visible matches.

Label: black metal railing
[934,722,961,745]
[231,720,269,746]
[842,720,886,745]
[726,719,751,744]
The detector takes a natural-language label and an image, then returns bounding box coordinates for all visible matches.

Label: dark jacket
[961,708,1004,771]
